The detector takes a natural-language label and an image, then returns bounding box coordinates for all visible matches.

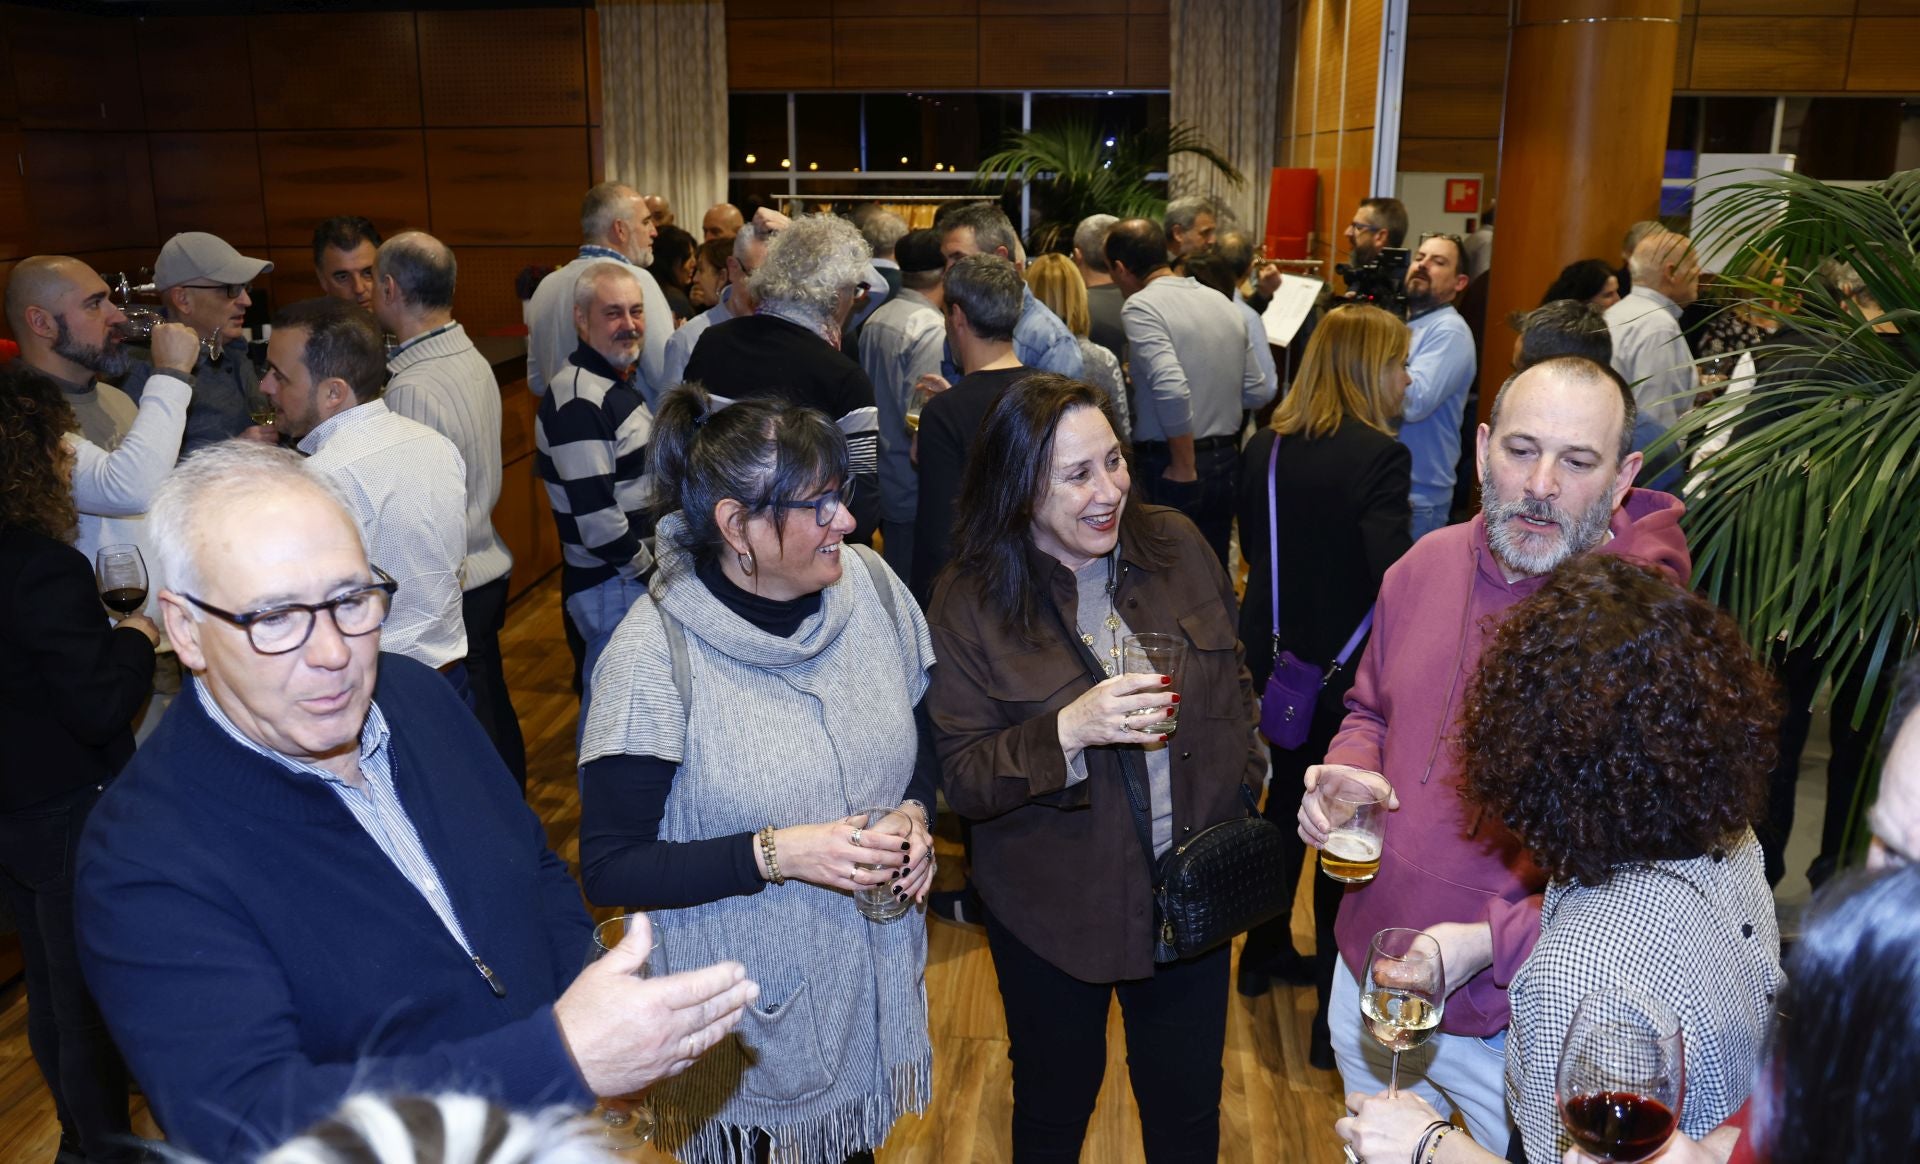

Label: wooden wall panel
[1399,136,1501,178]
[419,9,588,127]
[980,17,1127,88]
[1401,16,1507,140]
[448,245,566,337]
[727,20,835,90]
[1311,0,1346,135]
[1674,13,1695,88]
[0,130,26,261]
[426,129,586,246]
[1344,0,1383,130]
[0,14,16,127]
[1128,15,1171,88]
[1846,18,1920,90]
[8,6,143,131]
[137,17,254,131]
[250,12,422,129]
[586,8,603,127]
[981,0,1121,12]
[835,0,979,12]
[833,18,979,87]
[21,133,157,255]
[265,248,325,314]
[1130,0,1169,11]
[1689,17,1850,90]
[150,132,268,247]
[1697,0,1851,12]
[258,130,430,249]
[1857,0,1920,12]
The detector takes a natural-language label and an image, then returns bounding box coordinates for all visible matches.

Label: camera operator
[1335,198,1412,315]
[1400,233,1476,540]
[1344,197,1407,270]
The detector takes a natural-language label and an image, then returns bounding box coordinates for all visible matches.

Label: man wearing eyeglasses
[122,231,278,458]
[1399,232,1478,541]
[71,442,760,1162]
[261,297,471,689]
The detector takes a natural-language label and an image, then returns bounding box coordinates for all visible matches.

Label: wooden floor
[0,573,1347,1163]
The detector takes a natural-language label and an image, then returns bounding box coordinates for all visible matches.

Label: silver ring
[686,1033,695,1057]
[851,827,864,847]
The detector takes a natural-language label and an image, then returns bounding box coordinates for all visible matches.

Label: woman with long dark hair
[0,363,159,1163]
[574,382,934,1164]
[925,372,1264,1163]
[1541,258,1622,310]
[1232,304,1412,1070]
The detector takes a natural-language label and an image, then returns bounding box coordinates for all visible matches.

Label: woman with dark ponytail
[574,382,936,1164]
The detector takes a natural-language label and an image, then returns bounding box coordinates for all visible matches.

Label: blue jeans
[565,573,650,742]
[1137,439,1240,571]
[1410,502,1451,542]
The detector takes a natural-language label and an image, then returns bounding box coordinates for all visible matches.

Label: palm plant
[972,120,1243,252]
[1671,168,1920,846]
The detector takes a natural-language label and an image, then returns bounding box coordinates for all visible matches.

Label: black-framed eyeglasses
[184,565,398,655]
[775,480,858,528]
[179,281,252,300]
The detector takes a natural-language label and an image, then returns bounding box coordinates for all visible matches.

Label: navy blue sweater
[74,654,594,1161]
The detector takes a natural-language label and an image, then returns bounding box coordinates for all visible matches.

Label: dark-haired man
[313,216,383,310]
[373,232,525,786]
[263,298,469,685]
[936,202,1081,378]
[1400,233,1478,540]
[1511,299,1612,373]
[911,253,1028,600]
[1106,217,1272,567]
[1300,356,1688,1152]
[1345,196,1408,270]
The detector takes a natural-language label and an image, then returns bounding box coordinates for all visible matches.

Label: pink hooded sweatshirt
[1326,488,1691,1037]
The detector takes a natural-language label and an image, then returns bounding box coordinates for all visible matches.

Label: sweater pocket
[737,979,835,1103]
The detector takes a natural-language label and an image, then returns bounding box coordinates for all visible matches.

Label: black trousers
[0,783,142,1162]
[1761,640,1894,886]
[985,912,1229,1164]
[463,575,528,791]
[1137,440,1239,571]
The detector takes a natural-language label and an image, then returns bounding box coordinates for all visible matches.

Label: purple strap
[1265,431,1375,672]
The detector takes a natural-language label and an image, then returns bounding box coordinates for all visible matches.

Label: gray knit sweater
[581,513,934,1163]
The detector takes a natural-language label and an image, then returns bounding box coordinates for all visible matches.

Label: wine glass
[95,544,149,617]
[248,389,277,429]
[1556,989,1684,1163]
[1361,927,1445,1096]
[584,913,660,1153]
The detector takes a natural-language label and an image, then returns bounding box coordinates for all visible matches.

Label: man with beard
[1399,233,1478,540]
[534,262,655,701]
[122,232,277,458]
[1295,355,1690,1153]
[4,255,199,563]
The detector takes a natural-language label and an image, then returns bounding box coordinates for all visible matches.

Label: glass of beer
[585,914,659,1150]
[1319,775,1389,883]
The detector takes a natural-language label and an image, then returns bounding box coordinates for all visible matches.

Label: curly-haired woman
[1339,553,1783,1164]
[0,362,159,1162]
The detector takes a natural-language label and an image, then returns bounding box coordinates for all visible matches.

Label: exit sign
[1445,179,1481,213]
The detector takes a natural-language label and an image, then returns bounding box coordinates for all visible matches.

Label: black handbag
[1049,590,1292,963]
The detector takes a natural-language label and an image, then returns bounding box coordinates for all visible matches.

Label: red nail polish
[1160,676,1171,685]
[1170,693,1181,704]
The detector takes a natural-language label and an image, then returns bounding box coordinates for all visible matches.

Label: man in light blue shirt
[1398,233,1478,540]
[1605,229,1700,491]
[937,202,1082,379]
[856,229,946,579]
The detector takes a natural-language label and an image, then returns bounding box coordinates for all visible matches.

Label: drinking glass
[247,388,277,429]
[95,544,149,616]
[584,914,660,1153]
[1318,774,1390,883]
[852,806,914,924]
[904,384,933,434]
[1120,632,1186,736]
[1556,989,1684,1162]
[1361,927,1445,1096]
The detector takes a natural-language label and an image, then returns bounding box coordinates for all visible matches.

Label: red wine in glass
[95,544,149,617]
[1560,1091,1678,1162]
[101,587,148,615]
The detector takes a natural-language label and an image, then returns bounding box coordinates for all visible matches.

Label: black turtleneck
[576,556,937,909]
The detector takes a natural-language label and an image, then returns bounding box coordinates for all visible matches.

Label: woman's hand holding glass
[759,814,926,895]
[1336,1090,1458,1164]
[1055,671,1177,759]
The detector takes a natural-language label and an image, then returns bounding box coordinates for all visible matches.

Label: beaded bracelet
[1419,1123,1456,1164]
[1409,1120,1449,1164]
[758,825,785,884]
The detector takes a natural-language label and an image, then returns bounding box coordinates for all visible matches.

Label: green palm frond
[972,120,1244,241]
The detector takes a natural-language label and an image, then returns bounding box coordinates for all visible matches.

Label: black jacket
[0,526,155,811]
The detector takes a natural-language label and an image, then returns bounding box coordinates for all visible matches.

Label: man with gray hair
[911,253,1027,598]
[373,230,525,787]
[1072,212,1127,364]
[859,228,948,579]
[262,297,470,687]
[936,201,1082,378]
[535,262,656,693]
[74,440,758,1162]
[527,182,672,405]
[1605,229,1700,485]
[683,214,881,543]
[1164,195,1219,260]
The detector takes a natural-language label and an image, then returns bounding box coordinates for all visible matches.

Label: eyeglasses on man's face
[179,282,253,300]
[184,566,398,655]
[777,480,857,528]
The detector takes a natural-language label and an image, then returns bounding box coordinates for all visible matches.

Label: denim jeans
[565,573,650,741]
[1136,440,1240,571]
[1410,501,1452,542]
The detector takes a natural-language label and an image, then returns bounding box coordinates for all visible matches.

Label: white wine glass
[584,913,660,1154]
[1361,927,1444,1096]
[1555,989,1684,1162]
[95,544,149,617]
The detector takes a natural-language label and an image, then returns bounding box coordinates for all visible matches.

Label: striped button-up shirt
[384,321,513,591]
[299,400,469,668]
[190,679,482,972]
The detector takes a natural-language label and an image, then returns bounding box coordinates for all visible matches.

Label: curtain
[598,0,729,227]
[1168,0,1282,235]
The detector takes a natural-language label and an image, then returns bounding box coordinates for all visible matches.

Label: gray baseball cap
[154,231,274,290]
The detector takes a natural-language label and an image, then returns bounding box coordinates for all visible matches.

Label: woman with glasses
[924,373,1264,1163]
[575,382,936,1164]
[0,363,159,1163]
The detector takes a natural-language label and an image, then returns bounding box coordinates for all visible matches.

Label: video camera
[1334,247,1410,319]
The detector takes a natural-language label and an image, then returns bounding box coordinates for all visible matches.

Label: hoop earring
[736,550,755,577]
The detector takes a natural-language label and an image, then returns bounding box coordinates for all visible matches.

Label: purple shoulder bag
[1258,433,1375,750]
